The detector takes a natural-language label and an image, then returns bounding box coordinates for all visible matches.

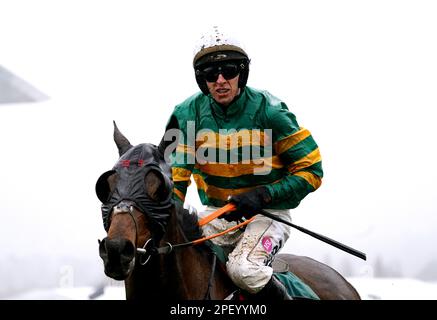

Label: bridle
[108,199,174,266]
[105,199,251,300]
[109,200,152,266]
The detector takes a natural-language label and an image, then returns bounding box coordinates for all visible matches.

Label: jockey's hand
[222,187,272,222]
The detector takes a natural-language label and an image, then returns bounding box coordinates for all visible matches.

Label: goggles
[201,62,240,82]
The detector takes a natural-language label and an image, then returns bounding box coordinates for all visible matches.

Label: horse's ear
[113,121,133,157]
[158,115,180,162]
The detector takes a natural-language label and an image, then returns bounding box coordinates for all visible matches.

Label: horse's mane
[175,202,205,242]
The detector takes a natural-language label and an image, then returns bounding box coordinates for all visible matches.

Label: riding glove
[222,186,272,222]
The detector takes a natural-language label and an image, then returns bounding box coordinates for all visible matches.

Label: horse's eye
[95,170,118,203]
[145,170,170,202]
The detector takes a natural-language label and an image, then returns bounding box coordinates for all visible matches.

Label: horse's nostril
[120,240,135,260]
[103,238,135,262]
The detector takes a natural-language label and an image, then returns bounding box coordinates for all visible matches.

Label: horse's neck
[159,210,217,299]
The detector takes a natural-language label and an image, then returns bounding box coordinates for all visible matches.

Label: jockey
[167,26,323,300]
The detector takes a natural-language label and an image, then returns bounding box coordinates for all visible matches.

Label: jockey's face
[206,73,240,107]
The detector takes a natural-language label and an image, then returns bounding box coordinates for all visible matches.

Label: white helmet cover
[193,26,249,67]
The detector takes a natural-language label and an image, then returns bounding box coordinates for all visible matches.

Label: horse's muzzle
[99,237,136,280]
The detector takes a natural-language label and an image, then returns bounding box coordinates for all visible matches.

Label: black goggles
[201,63,240,82]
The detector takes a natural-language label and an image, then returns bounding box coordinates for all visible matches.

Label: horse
[96,119,361,300]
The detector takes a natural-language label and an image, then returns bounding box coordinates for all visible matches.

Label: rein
[133,203,246,300]
[106,201,244,300]
[136,203,251,256]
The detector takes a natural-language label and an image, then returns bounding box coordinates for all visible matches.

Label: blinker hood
[96,143,173,235]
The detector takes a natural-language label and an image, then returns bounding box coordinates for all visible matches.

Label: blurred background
[1,0,436,299]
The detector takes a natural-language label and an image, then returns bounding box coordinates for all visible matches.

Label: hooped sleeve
[265,104,323,208]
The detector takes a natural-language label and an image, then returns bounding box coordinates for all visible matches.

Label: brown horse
[96,119,361,300]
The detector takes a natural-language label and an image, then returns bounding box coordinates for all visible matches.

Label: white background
[1,0,436,298]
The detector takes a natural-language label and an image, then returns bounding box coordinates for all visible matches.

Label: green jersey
[169,86,323,210]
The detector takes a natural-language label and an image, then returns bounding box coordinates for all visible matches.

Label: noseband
[111,200,139,247]
[110,200,161,266]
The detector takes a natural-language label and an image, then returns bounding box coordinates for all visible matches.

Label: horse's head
[95,118,179,280]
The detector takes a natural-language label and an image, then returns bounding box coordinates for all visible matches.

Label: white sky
[1,0,437,293]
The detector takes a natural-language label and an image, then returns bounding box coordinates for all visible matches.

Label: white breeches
[198,206,291,294]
